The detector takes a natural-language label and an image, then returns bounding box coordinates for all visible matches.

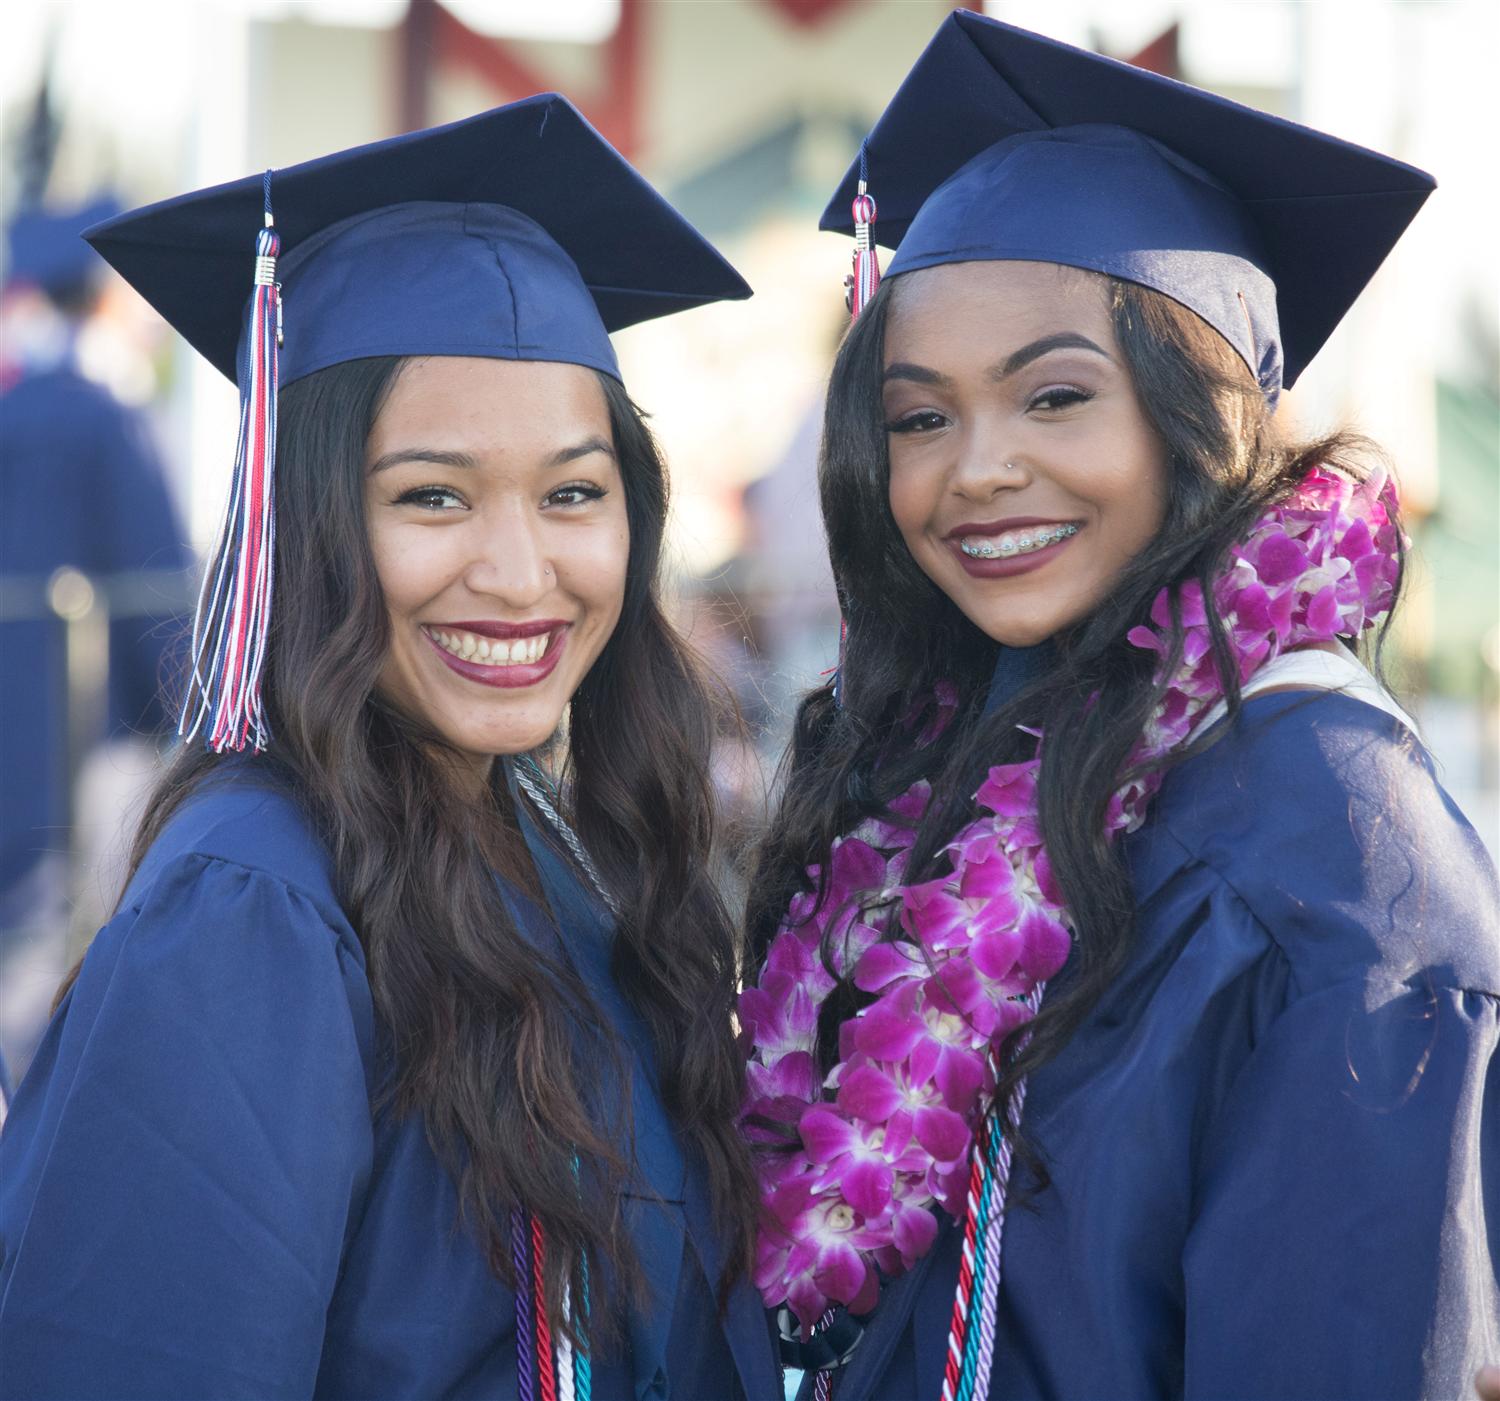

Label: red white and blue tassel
[845,147,881,321]
[181,170,282,753]
[832,150,880,712]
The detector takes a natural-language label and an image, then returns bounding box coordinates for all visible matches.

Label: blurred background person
[0,183,191,1081]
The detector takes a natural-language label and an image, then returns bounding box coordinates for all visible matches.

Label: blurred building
[3,0,1495,854]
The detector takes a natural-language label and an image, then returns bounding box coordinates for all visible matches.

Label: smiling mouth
[958,523,1080,559]
[424,626,556,667]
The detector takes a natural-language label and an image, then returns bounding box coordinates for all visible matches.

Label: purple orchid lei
[741,466,1403,1328]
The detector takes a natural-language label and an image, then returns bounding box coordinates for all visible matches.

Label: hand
[1475,1365,1500,1401]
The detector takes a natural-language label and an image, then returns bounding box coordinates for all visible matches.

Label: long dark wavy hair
[747,273,1403,1176]
[67,355,758,1343]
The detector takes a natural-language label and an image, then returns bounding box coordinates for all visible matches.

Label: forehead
[884,260,1113,358]
[370,355,611,450]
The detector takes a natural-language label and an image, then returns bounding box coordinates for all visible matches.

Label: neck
[427,743,494,799]
[985,639,1056,716]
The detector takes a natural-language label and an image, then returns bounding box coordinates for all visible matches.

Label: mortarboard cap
[821,11,1435,399]
[81,94,751,755]
[86,93,750,387]
[5,196,122,297]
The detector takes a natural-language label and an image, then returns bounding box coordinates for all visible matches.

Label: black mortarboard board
[821,11,1435,399]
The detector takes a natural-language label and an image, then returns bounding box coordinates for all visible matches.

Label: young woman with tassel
[741,15,1499,1400]
[0,96,779,1401]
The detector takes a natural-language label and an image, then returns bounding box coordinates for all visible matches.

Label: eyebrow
[545,434,616,470]
[367,436,616,475]
[367,447,478,475]
[882,331,1113,388]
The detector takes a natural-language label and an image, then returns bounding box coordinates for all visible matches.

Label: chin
[379,662,570,762]
[957,583,1097,649]
[449,716,557,759]
[966,610,1064,649]
[988,629,1056,648]
[405,692,561,761]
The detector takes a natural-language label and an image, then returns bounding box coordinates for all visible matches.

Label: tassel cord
[532,1215,558,1401]
[941,982,1045,1401]
[513,1208,538,1401]
[182,214,280,753]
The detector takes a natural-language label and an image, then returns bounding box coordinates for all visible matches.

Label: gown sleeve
[0,852,376,1399]
[1175,696,1500,1400]
[1183,973,1500,1398]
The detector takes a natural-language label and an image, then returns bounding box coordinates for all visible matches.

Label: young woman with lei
[0,99,781,1401]
[741,16,1499,1400]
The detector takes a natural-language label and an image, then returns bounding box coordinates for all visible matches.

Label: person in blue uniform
[742,15,1498,1400]
[0,198,190,1079]
[0,97,780,1401]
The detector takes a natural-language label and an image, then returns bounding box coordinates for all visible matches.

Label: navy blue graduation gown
[0,363,189,900]
[0,770,780,1400]
[821,691,1500,1401]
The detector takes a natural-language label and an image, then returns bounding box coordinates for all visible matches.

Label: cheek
[367,516,463,631]
[1108,439,1169,555]
[1063,411,1168,558]
[565,518,631,633]
[887,457,938,548]
[1135,472,1168,549]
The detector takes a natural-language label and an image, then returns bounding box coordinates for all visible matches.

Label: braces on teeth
[960,523,1079,559]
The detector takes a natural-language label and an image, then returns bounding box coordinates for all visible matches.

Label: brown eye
[395,485,465,511]
[885,410,948,434]
[1028,387,1093,412]
[546,483,607,508]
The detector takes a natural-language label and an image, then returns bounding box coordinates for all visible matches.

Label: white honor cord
[514,758,619,916]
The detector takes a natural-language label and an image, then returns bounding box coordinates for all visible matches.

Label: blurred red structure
[400,0,645,153]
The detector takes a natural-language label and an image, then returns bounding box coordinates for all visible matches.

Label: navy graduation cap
[822,10,1434,401]
[88,93,750,387]
[82,94,750,755]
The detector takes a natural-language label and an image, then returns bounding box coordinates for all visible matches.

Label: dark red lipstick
[945,518,1083,579]
[442,619,561,639]
[422,620,570,689]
